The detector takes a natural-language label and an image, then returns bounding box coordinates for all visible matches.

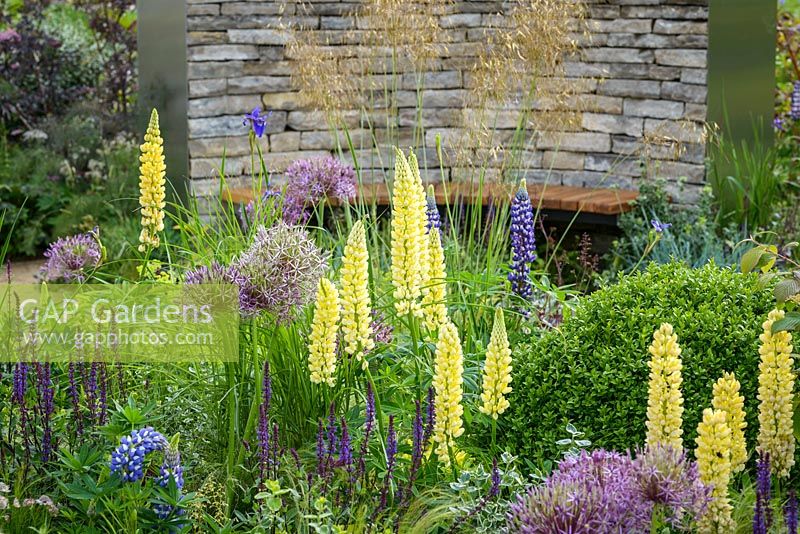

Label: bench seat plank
[222,182,638,216]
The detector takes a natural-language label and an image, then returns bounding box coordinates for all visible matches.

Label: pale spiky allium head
[138,109,167,253]
[711,372,747,473]
[340,220,374,369]
[757,309,795,478]
[479,308,513,420]
[695,408,734,533]
[390,149,428,317]
[432,319,464,466]
[308,278,340,387]
[644,323,685,451]
[421,227,448,331]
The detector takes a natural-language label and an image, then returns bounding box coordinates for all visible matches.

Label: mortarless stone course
[186,0,709,202]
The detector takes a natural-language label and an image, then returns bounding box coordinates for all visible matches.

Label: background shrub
[502,261,775,465]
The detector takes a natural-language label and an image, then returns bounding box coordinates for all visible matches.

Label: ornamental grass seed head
[340,220,374,369]
[138,109,166,253]
[421,227,448,331]
[695,408,734,533]
[645,323,685,451]
[756,309,795,478]
[711,372,747,473]
[390,149,428,317]
[479,308,513,420]
[432,319,465,466]
[308,278,340,387]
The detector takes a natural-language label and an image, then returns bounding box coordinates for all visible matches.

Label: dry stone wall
[186,0,709,203]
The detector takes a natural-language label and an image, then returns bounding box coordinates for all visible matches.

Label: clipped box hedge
[503,262,776,464]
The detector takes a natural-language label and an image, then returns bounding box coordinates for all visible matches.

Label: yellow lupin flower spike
[422,227,448,331]
[340,220,374,369]
[695,408,734,533]
[390,149,428,317]
[432,319,465,466]
[757,308,795,478]
[645,323,685,450]
[712,372,747,473]
[479,308,513,420]
[308,278,340,387]
[138,109,167,253]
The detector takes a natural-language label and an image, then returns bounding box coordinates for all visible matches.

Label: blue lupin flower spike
[508,179,536,300]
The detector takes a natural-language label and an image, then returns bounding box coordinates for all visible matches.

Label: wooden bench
[224,182,638,220]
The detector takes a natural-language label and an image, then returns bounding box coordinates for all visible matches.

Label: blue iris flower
[243,107,271,138]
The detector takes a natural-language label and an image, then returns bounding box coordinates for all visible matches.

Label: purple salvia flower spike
[786,490,798,534]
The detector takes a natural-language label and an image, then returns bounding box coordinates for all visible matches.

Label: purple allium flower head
[754,452,772,534]
[650,219,672,233]
[508,448,708,533]
[231,223,328,321]
[508,180,536,300]
[185,261,260,317]
[426,186,441,233]
[39,233,102,283]
[110,427,168,482]
[792,81,800,121]
[786,490,798,534]
[632,445,709,528]
[282,156,357,224]
[243,107,271,138]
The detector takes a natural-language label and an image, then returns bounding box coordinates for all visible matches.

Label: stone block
[189,79,227,98]
[582,47,654,64]
[597,79,661,98]
[623,99,684,119]
[582,113,644,137]
[189,136,258,158]
[229,76,291,94]
[654,19,707,35]
[661,82,707,104]
[228,29,290,45]
[542,151,585,170]
[655,49,707,68]
[269,132,301,152]
[537,132,612,153]
[188,45,259,62]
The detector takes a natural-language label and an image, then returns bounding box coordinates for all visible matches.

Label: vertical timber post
[707,0,777,147]
[137,0,189,202]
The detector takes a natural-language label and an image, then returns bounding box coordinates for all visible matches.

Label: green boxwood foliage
[503,261,775,464]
